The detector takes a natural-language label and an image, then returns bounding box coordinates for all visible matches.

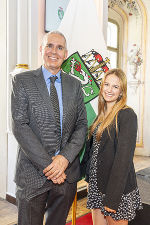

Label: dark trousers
[17,181,77,225]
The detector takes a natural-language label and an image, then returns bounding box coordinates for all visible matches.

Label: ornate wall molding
[108,0,147,148]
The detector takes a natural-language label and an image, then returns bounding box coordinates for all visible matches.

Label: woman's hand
[104,206,116,213]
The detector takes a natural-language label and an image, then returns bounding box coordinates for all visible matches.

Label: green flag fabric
[59,0,110,162]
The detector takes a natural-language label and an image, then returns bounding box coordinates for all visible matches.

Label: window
[107,20,119,68]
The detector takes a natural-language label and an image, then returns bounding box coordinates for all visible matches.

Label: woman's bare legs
[106,216,128,225]
[91,209,107,225]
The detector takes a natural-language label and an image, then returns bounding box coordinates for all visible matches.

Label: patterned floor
[67,197,90,222]
[0,198,17,225]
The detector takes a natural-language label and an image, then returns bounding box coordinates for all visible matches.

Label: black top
[81,108,138,210]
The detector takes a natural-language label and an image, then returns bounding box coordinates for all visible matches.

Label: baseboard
[77,186,87,200]
[6,194,17,205]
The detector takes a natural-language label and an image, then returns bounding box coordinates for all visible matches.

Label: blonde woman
[82,69,142,225]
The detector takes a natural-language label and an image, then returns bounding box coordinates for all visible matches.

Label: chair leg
[43,216,45,225]
[72,192,77,225]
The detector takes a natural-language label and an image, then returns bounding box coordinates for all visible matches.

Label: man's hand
[51,172,67,184]
[43,155,69,180]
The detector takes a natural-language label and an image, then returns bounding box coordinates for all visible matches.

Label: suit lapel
[33,67,55,119]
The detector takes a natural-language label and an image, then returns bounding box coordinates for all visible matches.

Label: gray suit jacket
[11,67,87,200]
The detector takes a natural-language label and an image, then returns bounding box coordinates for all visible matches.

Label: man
[11,31,87,225]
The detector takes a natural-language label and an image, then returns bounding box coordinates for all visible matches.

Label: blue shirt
[42,66,63,136]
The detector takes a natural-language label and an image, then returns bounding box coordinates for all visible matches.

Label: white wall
[0,0,7,199]
[7,0,40,198]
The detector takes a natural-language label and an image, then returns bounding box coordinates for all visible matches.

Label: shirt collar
[42,66,61,82]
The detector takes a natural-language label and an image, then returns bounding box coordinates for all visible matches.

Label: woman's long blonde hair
[89,68,128,141]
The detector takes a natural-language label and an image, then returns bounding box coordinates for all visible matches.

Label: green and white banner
[59,0,110,160]
[62,52,100,104]
[62,50,110,127]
